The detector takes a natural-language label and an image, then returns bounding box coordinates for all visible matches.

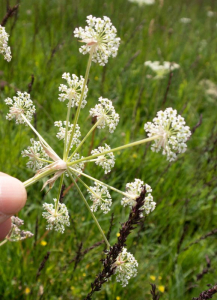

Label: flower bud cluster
[144,108,191,161]
[58,73,88,108]
[5,91,36,124]
[89,97,119,133]
[91,144,115,174]
[42,199,70,233]
[121,179,156,215]
[113,248,138,287]
[54,121,81,150]
[74,15,120,66]
[7,216,34,242]
[22,139,50,171]
[0,25,12,62]
[88,182,112,214]
[145,60,180,79]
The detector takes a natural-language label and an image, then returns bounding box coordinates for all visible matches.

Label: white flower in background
[22,139,50,171]
[199,79,217,99]
[89,97,119,133]
[88,183,112,214]
[58,73,88,108]
[145,61,180,79]
[207,11,215,17]
[128,0,155,6]
[74,15,121,66]
[113,248,138,287]
[69,153,84,173]
[180,18,191,24]
[91,144,115,174]
[121,179,156,215]
[4,91,36,124]
[0,25,12,62]
[54,121,81,150]
[42,199,70,233]
[6,216,34,242]
[144,108,191,161]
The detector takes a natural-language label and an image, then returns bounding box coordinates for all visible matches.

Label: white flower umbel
[5,91,36,124]
[89,97,119,133]
[113,248,138,287]
[54,121,81,150]
[128,0,155,6]
[144,108,191,161]
[6,216,34,242]
[121,179,156,215]
[91,144,115,174]
[145,61,180,79]
[42,199,70,233]
[74,15,121,66]
[22,139,50,171]
[58,73,88,108]
[0,25,12,62]
[88,182,112,214]
[180,18,191,24]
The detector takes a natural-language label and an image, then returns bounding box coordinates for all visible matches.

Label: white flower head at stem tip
[4,91,36,124]
[54,121,81,150]
[144,107,191,161]
[144,61,180,79]
[42,199,70,233]
[121,179,156,216]
[21,138,50,171]
[58,73,88,108]
[91,144,115,174]
[88,182,112,214]
[112,248,138,287]
[0,25,12,62]
[128,0,155,6]
[89,97,119,133]
[74,15,121,66]
[6,216,34,242]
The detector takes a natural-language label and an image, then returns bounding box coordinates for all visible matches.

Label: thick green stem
[23,168,56,188]
[67,119,100,162]
[68,135,159,166]
[63,96,73,160]
[66,49,94,157]
[67,170,110,249]
[0,240,7,247]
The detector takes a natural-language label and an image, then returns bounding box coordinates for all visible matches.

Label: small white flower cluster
[74,15,121,66]
[207,11,215,17]
[7,216,34,242]
[69,153,84,173]
[144,108,191,161]
[54,121,81,150]
[180,18,191,24]
[58,73,88,108]
[42,199,70,233]
[91,144,115,174]
[122,179,156,215]
[128,0,155,6]
[113,248,138,287]
[22,138,50,171]
[0,25,12,62]
[88,182,112,214]
[89,97,119,133]
[145,61,180,79]
[5,91,36,124]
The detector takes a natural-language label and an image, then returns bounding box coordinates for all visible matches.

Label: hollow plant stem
[23,169,57,188]
[67,170,110,249]
[63,96,73,160]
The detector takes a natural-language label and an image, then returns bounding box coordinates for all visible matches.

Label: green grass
[0,0,217,299]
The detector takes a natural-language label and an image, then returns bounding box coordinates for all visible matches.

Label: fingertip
[0,176,27,215]
[0,218,11,241]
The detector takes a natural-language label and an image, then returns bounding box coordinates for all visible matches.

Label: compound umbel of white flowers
[4,16,191,254]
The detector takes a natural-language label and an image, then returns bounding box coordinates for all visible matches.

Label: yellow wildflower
[40,240,47,246]
[158,285,165,293]
[150,275,156,281]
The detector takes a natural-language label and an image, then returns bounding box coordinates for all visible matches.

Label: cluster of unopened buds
[2,15,191,287]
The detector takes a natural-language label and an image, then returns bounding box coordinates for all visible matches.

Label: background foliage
[0,0,217,299]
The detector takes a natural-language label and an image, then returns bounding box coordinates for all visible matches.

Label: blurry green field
[0,0,217,299]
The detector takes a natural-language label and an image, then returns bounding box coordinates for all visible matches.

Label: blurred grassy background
[0,0,217,299]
